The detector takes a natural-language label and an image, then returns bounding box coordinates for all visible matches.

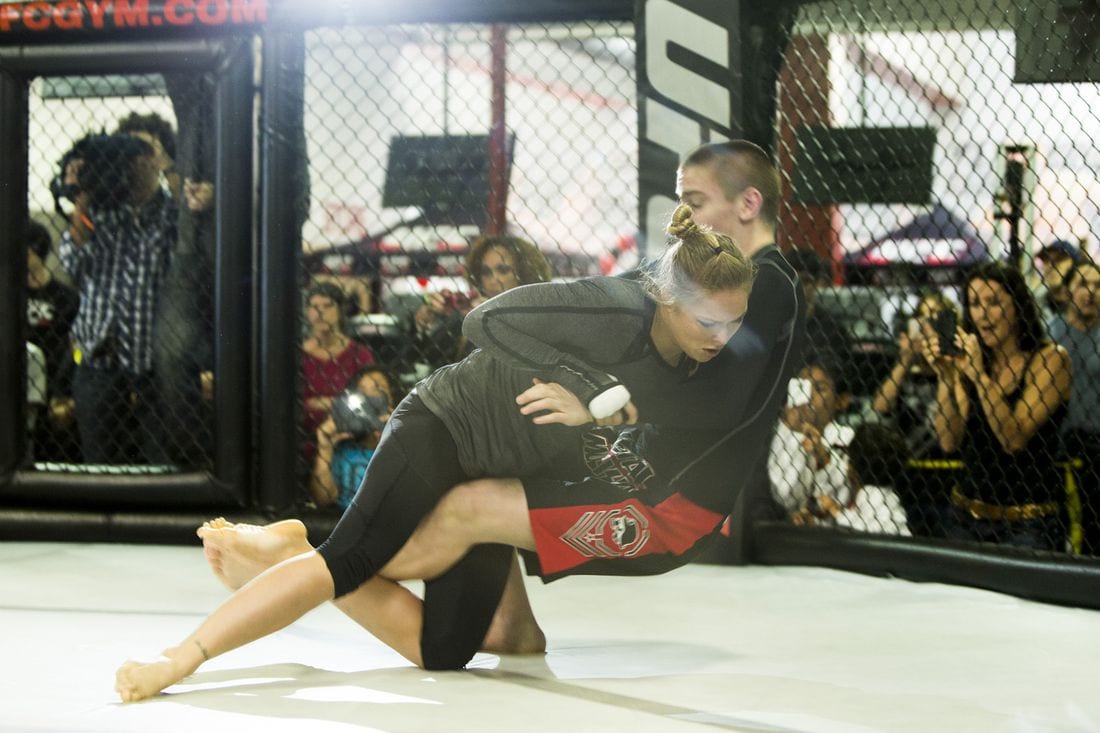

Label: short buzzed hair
[681,140,781,226]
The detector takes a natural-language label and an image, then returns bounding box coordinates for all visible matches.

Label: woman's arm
[871,333,915,414]
[463,277,646,412]
[310,418,346,507]
[974,344,1071,453]
[768,421,814,515]
[921,334,967,454]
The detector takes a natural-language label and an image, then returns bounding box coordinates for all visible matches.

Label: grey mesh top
[416,276,648,479]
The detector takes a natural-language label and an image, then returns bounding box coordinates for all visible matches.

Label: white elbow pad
[588,384,631,420]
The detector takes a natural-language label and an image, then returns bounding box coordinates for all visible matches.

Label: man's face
[676,164,742,240]
[1037,252,1075,291]
[127,131,172,174]
[128,150,162,205]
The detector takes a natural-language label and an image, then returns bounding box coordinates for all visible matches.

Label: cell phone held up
[933,309,960,356]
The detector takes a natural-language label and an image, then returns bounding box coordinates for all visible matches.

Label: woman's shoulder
[518,275,646,307]
[1030,341,1070,367]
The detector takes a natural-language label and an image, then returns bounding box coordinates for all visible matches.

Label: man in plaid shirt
[59,134,177,465]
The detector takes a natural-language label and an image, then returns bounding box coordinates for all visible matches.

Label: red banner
[0,0,267,36]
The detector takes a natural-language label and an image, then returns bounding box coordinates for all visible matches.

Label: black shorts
[316,394,513,671]
[317,394,468,597]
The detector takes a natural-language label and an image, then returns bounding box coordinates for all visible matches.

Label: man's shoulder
[751,246,798,289]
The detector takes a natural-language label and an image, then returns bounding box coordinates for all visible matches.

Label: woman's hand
[897,330,915,366]
[798,423,830,469]
[516,378,593,426]
[919,334,955,381]
[956,329,984,384]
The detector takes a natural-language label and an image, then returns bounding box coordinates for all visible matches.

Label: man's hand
[316,416,352,452]
[183,179,214,213]
[516,378,593,426]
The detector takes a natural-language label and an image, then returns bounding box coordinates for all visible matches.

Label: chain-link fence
[295,20,636,510]
[11,2,1100,575]
[25,72,217,472]
[765,2,1100,558]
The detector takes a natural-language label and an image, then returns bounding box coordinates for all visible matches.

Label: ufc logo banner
[635,0,740,256]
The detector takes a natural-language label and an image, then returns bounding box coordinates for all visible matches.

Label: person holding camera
[870,292,959,537]
[310,367,395,510]
[58,132,177,464]
[923,262,1071,551]
[412,234,553,369]
[301,282,378,465]
[768,359,855,520]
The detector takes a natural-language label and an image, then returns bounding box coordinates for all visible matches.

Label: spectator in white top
[769,359,853,519]
[804,422,911,536]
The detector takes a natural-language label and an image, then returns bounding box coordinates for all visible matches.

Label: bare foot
[196,518,312,591]
[115,647,197,703]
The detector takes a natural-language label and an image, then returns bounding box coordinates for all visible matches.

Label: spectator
[768,359,854,520]
[118,111,216,467]
[58,132,176,464]
[871,291,958,537]
[302,282,377,463]
[413,234,553,368]
[310,366,395,510]
[25,219,81,462]
[1035,239,1081,323]
[116,112,180,199]
[796,422,911,536]
[926,262,1071,551]
[785,248,854,378]
[1048,261,1100,554]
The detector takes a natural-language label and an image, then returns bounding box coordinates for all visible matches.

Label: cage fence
[768,0,1100,558]
[14,0,1100,568]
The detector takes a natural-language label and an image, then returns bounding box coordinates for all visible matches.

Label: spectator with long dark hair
[924,262,1071,550]
[1048,261,1100,554]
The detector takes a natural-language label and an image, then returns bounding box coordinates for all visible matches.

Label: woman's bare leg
[179,478,540,686]
[115,551,335,702]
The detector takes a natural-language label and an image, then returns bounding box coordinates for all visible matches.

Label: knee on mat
[420,641,476,671]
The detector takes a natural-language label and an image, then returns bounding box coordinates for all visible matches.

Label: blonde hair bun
[666,204,701,239]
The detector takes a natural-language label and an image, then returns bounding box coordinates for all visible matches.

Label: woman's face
[477,246,520,297]
[966,278,1017,349]
[1070,265,1100,323]
[307,294,341,335]
[663,287,749,363]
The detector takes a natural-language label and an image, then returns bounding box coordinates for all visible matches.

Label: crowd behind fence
[7,2,1100,598]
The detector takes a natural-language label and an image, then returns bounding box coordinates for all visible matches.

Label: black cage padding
[0,38,254,509]
[751,522,1100,611]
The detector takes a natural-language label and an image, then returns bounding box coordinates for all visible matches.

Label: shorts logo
[560,505,650,559]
